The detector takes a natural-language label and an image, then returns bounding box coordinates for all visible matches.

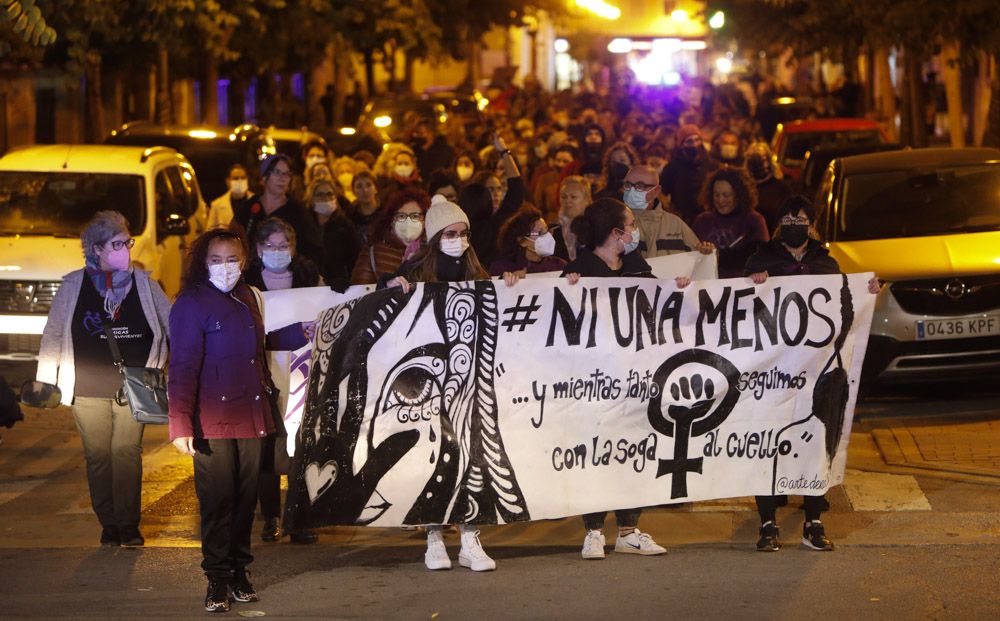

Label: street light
[575,0,621,20]
[608,38,633,54]
[709,11,725,29]
[554,38,570,54]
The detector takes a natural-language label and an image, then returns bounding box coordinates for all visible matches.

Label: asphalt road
[1,382,999,619]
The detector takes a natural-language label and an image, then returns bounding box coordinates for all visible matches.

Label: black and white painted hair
[285,280,530,529]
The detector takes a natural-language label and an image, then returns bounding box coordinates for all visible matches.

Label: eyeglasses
[779,216,810,226]
[261,242,291,251]
[313,192,336,200]
[523,230,549,239]
[105,238,135,251]
[441,230,470,240]
[394,213,424,223]
[269,169,292,180]
[622,181,656,192]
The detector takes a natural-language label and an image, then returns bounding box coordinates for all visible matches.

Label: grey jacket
[36,268,172,405]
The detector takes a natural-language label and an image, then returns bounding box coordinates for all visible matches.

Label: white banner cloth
[279,273,875,527]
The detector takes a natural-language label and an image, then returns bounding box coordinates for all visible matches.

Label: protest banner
[282,273,875,528]
[262,252,713,456]
[262,284,373,456]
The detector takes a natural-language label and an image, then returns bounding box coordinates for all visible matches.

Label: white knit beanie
[424,194,470,240]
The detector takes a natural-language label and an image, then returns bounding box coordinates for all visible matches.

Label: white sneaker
[614,529,666,556]
[581,529,606,560]
[458,529,496,571]
[424,529,452,570]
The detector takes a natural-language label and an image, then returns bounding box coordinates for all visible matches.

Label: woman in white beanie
[382,193,490,292]
[379,193,496,572]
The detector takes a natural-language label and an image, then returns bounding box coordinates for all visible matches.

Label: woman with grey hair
[37,210,171,547]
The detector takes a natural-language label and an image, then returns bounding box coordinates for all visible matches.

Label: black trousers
[582,508,642,531]
[193,437,263,580]
[756,494,826,524]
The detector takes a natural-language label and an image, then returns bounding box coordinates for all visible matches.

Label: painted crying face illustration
[291,281,531,528]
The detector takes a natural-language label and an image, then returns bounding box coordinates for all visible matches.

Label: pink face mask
[104,246,131,272]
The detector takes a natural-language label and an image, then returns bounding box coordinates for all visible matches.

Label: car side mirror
[160,212,190,237]
[20,380,62,408]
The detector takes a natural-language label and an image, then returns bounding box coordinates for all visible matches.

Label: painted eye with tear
[382,356,445,424]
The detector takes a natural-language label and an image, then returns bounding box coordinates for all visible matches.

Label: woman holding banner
[243,216,321,546]
[488,205,568,277]
[745,195,881,553]
[351,187,429,285]
[562,197,670,560]
[383,193,497,572]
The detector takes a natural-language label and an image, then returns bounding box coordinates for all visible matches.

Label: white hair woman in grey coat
[37,210,171,547]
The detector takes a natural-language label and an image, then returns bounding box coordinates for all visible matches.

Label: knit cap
[425,194,470,240]
[676,124,703,144]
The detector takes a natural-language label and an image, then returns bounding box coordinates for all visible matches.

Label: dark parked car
[357,97,448,143]
[814,147,1000,383]
[105,123,274,202]
[800,142,904,196]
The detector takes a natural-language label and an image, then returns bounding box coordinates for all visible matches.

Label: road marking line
[842,469,931,511]
[0,479,47,506]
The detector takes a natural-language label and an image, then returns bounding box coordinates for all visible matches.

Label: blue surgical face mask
[623,187,649,211]
[622,228,640,254]
[261,250,292,271]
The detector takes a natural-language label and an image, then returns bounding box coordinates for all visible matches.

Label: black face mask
[608,161,630,182]
[781,224,809,248]
[681,145,701,161]
[746,155,771,181]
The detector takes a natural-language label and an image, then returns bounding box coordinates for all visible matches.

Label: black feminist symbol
[501,294,542,332]
[647,350,742,499]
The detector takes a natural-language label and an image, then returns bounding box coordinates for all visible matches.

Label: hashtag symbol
[501,295,542,332]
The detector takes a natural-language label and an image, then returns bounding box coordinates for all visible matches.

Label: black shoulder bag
[103,321,169,425]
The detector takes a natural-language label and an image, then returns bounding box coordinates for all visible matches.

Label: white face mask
[229,179,249,198]
[261,250,292,272]
[313,200,336,216]
[622,229,640,254]
[456,165,474,181]
[394,164,414,178]
[394,219,424,243]
[208,261,242,292]
[623,187,649,211]
[533,232,556,257]
[440,236,468,258]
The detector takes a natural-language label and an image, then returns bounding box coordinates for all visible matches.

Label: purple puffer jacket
[167,281,306,441]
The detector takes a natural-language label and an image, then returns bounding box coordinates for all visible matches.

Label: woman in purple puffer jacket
[167,226,311,614]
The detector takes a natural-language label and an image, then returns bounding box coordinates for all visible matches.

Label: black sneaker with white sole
[801,521,834,551]
[231,569,259,603]
[204,579,231,613]
[756,522,781,552]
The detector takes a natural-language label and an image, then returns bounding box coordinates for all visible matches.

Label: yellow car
[815,147,1000,383]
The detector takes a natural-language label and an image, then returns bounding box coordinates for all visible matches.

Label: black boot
[231,569,259,603]
[260,517,280,542]
[204,578,231,613]
[100,525,120,547]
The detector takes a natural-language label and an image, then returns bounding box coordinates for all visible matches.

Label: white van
[0,144,205,385]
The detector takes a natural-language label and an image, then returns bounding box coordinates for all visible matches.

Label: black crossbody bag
[102,321,169,425]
